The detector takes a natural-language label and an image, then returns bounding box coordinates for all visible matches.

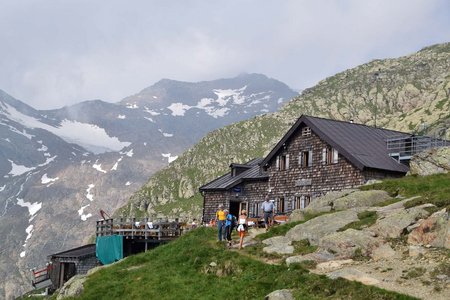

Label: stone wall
[202,179,268,222]
[266,127,365,211]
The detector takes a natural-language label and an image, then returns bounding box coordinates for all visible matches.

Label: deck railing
[387,135,449,161]
[96,217,183,240]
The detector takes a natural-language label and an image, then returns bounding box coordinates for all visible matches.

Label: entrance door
[229,201,240,218]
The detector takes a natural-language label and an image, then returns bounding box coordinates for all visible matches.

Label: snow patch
[8,160,35,176]
[126,103,139,109]
[158,129,173,137]
[20,251,26,258]
[0,185,5,192]
[120,149,134,157]
[144,107,161,116]
[162,153,178,163]
[25,225,34,242]
[37,144,48,152]
[111,156,123,171]
[86,184,95,201]
[125,181,131,186]
[41,174,59,184]
[2,103,131,153]
[117,114,126,119]
[78,204,92,221]
[144,117,155,123]
[93,161,107,173]
[17,198,42,216]
[167,103,192,116]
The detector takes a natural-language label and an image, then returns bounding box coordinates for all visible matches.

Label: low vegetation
[360,173,450,210]
[63,227,415,300]
[338,211,378,232]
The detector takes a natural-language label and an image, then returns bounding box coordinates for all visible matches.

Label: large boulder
[286,210,358,245]
[318,229,382,258]
[303,190,391,214]
[408,147,450,176]
[370,244,399,261]
[371,206,430,238]
[408,209,450,249]
[303,190,355,214]
[56,275,86,300]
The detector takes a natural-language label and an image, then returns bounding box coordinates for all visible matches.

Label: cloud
[0,0,448,109]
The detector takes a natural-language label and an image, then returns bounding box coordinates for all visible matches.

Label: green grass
[293,239,318,255]
[69,227,416,300]
[360,173,450,210]
[338,211,378,232]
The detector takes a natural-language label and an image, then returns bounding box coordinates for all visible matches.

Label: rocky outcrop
[286,210,358,244]
[318,229,382,258]
[262,236,294,255]
[370,244,398,261]
[303,190,391,214]
[371,206,430,238]
[56,275,86,300]
[408,147,450,176]
[407,209,450,249]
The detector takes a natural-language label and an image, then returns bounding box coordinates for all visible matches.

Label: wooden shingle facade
[200,115,412,222]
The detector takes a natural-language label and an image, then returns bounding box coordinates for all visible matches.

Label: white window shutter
[276,156,280,170]
[333,149,339,163]
[298,153,302,166]
[286,154,290,169]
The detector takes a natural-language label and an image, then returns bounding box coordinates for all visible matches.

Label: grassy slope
[72,228,415,300]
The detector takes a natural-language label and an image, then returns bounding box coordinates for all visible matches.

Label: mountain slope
[0,74,296,299]
[121,42,450,221]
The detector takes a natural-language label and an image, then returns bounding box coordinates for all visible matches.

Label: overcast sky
[0,0,449,109]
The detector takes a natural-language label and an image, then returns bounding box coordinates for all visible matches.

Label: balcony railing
[387,135,449,161]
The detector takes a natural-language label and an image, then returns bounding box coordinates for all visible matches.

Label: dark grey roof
[200,158,268,191]
[48,244,96,259]
[261,115,410,173]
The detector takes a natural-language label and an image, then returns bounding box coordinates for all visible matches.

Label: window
[300,195,311,209]
[302,127,311,137]
[239,202,248,214]
[322,147,338,164]
[299,150,313,167]
[276,154,289,170]
[277,197,285,213]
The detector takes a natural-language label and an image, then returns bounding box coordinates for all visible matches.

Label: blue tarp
[96,235,123,265]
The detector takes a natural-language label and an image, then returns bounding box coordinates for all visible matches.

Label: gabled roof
[199,158,268,191]
[261,115,410,173]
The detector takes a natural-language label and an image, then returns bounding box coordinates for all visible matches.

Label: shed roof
[199,158,268,191]
[48,244,96,260]
[261,115,410,173]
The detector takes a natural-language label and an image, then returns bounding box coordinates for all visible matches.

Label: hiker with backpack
[224,209,237,247]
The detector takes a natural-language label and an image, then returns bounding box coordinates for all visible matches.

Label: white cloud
[0,1,448,109]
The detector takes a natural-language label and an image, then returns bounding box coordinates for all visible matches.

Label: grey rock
[332,190,392,210]
[289,209,305,222]
[371,244,399,261]
[319,229,382,258]
[265,289,295,300]
[56,275,86,300]
[262,236,292,246]
[286,250,335,266]
[316,259,354,272]
[371,207,430,238]
[408,147,450,176]
[327,268,380,285]
[303,190,356,214]
[263,244,294,255]
[286,210,359,245]
[408,245,427,257]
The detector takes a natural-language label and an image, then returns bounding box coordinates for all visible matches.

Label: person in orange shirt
[215,204,226,241]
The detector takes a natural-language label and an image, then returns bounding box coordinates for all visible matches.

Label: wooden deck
[96,218,183,241]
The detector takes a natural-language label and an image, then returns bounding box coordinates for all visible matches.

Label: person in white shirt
[261,195,274,232]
